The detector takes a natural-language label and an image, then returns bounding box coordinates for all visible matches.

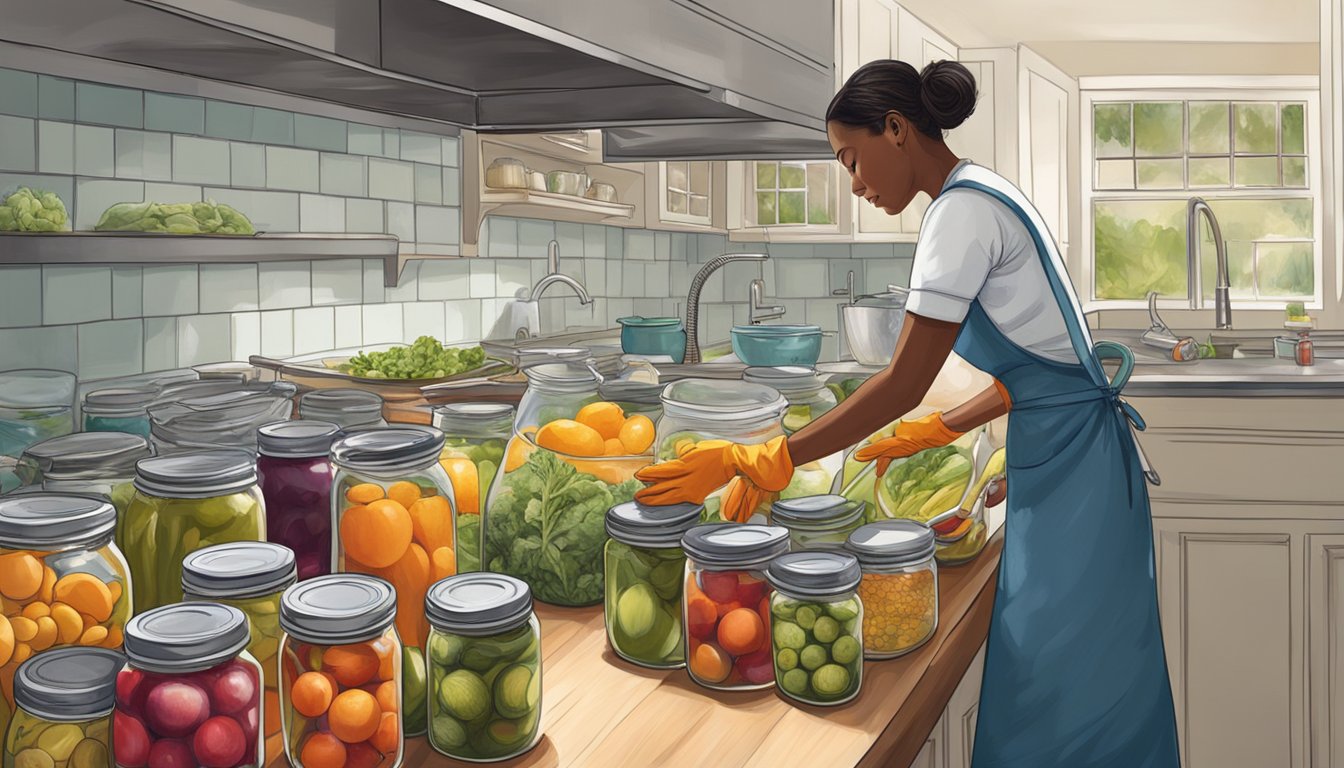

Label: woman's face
[827,115,917,215]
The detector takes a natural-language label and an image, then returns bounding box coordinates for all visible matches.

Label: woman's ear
[884,111,907,147]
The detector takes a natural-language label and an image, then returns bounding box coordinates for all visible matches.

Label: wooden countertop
[265,533,1001,768]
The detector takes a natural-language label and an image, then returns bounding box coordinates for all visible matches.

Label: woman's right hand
[854,412,964,476]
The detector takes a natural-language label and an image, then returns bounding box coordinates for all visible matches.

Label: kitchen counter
[263,533,1002,768]
[1125,357,1344,396]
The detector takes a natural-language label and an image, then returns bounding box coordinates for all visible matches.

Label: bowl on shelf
[546,170,588,196]
[730,324,824,366]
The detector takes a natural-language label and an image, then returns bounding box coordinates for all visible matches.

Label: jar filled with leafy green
[766,551,865,706]
[434,403,514,574]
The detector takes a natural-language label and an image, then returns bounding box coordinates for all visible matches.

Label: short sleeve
[904,189,1003,323]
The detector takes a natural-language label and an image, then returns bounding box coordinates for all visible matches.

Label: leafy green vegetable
[0,187,70,232]
[1198,335,1217,359]
[484,449,640,606]
[345,336,486,380]
[93,199,254,234]
[875,441,973,523]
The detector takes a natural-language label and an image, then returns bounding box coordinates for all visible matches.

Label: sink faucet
[527,240,593,305]
[748,279,784,325]
[684,252,769,364]
[1187,197,1232,330]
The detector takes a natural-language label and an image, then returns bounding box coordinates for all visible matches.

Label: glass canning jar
[740,367,843,501]
[13,432,152,515]
[116,603,263,768]
[603,500,702,669]
[120,451,266,614]
[331,426,454,737]
[147,387,295,456]
[425,574,541,763]
[770,495,866,552]
[0,494,132,738]
[256,421,341,580]
[765,551,864,706]
[81,387,158,438]
[298,389,387,430]
[182,542,298,749]
[433,404,514,574]
[844,520,938,659]
[5,647,123,768]
[0,370,76,495]
[680,524,790,691]
[278,574,402,768]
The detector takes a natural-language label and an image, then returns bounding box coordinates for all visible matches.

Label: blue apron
[944,178,1180,768]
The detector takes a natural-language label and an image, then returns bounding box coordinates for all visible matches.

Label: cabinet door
[911,706,948,768]
[896,8,957,235]
[844,0,905,237]
[1309,534,1344,768]
[947,60,997,172]
[1018,66,1069,251]
[945,642,986,768]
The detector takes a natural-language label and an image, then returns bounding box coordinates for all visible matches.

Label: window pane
[1202,198,1314,300]
[1234,103,1277,154]
[1188,102,1230,154]
[668,190,688,215]
[1093,200,1188,300]
[1235,156,1279,187]
[1283,156,1307,187]
[1134,102,1183,156]
[780,163,806,189]
[1093,103,1132,158]
[755,162,777,190]
[1189,157,1230,187]
[1199,239,1256,299]
[1281,103,1306,155]
[779,191,806,223]
[689,194,709,218]
[1256,241,1314,297]
[756,192,777,225]
[1136,159,1184,189]
[806,163,834,224]
[690,162,711,195]
[1096,160,1135,190]
[668,162,688,192]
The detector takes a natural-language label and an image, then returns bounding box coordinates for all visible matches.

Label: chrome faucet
[748,279,785,325]
[1187,197,1232,330]
[684,252,769,364]
[527,240,593,305]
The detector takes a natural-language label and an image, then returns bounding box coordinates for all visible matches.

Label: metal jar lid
[433,403,516,438]
[257,420,342,459]
[124,603,251,673]
[21,432,152,481]
[182,542,298,600]
[133,450,258,499]
[660,379,788,423]
[330,426,445,472]
[520,362,599,393]
[770,495,866,532]
[679,523,790,569]
[82,386,159,416]
[741,366,826,396]
[605,500,703,549]
[0,369,76,409]
[766,551,863,600]
[14,647,125,721]
[845,520,936,568]
[425,573,533,637]
[0,494,118,549]
[280,574,397,644]
[300,388,384,417]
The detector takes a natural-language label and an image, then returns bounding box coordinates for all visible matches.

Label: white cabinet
[895,7,957,235]
[647,161,729,232]
[912,707,948,768]
[1308,534,1344,768]
[1017,48,1074,253]
[945,643,986,768]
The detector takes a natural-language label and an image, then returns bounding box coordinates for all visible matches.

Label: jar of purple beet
[255,421,341,580]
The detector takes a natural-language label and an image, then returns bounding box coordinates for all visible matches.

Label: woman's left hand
[634,436,794,512]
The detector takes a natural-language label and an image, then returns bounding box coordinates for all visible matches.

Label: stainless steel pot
[841,287,908,366]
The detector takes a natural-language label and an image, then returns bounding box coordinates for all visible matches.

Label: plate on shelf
[249,342,514,400]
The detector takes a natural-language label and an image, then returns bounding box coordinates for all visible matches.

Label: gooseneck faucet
[527,240,592,305]
[683,253,769,364]
[1187,197,1232,330]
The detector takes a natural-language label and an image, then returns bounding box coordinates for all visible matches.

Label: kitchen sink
[1211,331,1344,359]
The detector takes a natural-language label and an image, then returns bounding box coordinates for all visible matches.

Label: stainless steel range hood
[602,123,834,162]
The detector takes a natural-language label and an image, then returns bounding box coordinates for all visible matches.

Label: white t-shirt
[905,160,1076,364]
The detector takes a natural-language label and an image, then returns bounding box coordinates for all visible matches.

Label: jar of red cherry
[114,602,263,768]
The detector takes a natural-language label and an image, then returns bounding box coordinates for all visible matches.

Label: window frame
[737,160,847,234]
[1080,85,1322,313]
[658,161,714,227]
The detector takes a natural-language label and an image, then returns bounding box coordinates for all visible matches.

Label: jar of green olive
[4,647,124,768]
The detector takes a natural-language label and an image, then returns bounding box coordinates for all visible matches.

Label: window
[660,161,712,226]
[750,161,838,226]
[1084,89,1319,308]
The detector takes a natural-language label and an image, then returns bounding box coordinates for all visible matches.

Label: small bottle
[1296,331,1314,366]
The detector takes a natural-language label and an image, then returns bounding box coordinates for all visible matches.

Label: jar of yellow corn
[844,520,937,659]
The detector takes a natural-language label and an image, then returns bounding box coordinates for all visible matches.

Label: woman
[636,60,1181,767]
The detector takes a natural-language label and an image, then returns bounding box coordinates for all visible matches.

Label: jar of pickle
[680,524,790,691]
[603,500,702,669]
[0,370,76,494]
[0,494,132,737]
[331,426,454,736]
[483,363,653,607]
[13,432,151,515]
[5,647,124,768]
[278,574,402,768]
[655,379,787,523]
[765,551,864,706]
[147,388,294,456]
[433,404,513,574]
[81,387,157,438]
[120,450,266,614]
[115,603,263,768]
[256,421,341,580]
[844,520,937,659]
[182,542,298,749]
[770,494,866,552]
[298,389,387,430]
[426,573,541,762]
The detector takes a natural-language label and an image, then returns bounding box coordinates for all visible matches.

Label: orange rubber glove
[720,477,771,524]
[634,436,794,509]
[853,412,963,477]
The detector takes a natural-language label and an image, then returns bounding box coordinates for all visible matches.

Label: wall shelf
[478,189,636,224]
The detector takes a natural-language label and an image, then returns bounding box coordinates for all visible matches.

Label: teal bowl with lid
[618,316,687,363]
[731,324,823,366]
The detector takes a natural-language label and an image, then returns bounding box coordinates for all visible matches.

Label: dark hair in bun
[826,59,978,138]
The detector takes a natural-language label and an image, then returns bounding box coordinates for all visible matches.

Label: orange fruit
[340,499,413,569]
[535,419,605,458]
[345,742,383,768]
[717,608,765,656]
[38,566,56,603]
[53,573,115,622]
[409,496,453,552]
[371,711,400,753]
[440,459,479,515]
[0,553,42,600]
[49,603,83,644]
[328,689,381,743]
[374,681,397,713]
[576,402,627,440]
[618,415,656,455]
[0,616,13,667]
[370,637,396,682]
[324,644,380,688]
[504,431,537,473]
[291,671,335,718]
[346,483,385,505]
[30,616,57,650]
[300,732,347,768]
[430,547,456,582]
[380,544,430,649]
[603,438,626,456]
[387,481,422,510]
[689,642,731,683]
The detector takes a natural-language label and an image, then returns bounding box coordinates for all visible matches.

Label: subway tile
[723,261,763,296]
[486,217,517,258]
[258,261,311,310]
[418,259,470,301]
[320,153,366,197]
[851,243,895,260]
[670,261,691,299]
[444,299,481,343]
[142,182,201,203]
[333,306,362,349]
[37,76,74,121]
[0,326,77,372]
[529,258,550,289]
[0,266,41,327]
[142,317,176,371]
[655,232,671,261]
[172,135,230,185]
[582,258,606,296]
[827,259,864,299]
[468,260,495,298]
[258,310,294,358]
[112,267,142,319]
[777,299,807,325]
[205,101,254,142]
[605,227,623,260]
[294,114,346,152]
[293,306,335,354]
[496,261,531,299]
[300,194,346,233]
[555,223,584,260]
[565,301,596,330]
[361,304,403,344]
[400,132,440,164]
[814,244,851,260]
[144,93,204,135]
[606,298,634,325]
[413,163,442,204]
[204,188,298,232]
[311,259,363,306]
[252,108,294,145]
[0,116,35,172]
[805,299,844,331]
[441,137,460,168]
[626,231,654,261]
[605,261,621,297]
[142,265,198,316]
[37,121,73,174]
[345,198,384,234]
[645,261,671,298]
[773,260,828,298]
[477,298,501,340]
[699,233,728,260]
[368,158,414,201]
[199,264,258,313]
[0,69,37,118]
[78,320,143,380]
[441,167,461,207]
[385,260,420,303]
[73,179,143,230]
[671,233,689,262]
[385,201,415,242]
[631,299,664,320]
[265,146,319,192]
[731,303,749,328]
[705,304,734,344]
[403,302,445,341]
[230,312,261,362]
[415,205,458,245]
[115,130,172,181]
[890,257,914,288]
[697,270,724,303]
[176,314,232,367]
[75,83,142,128]
[621,262,647,297]
[347,124,382,156]
[517,220,554,259]
[229,142,265,188]
[362,260,386,304]
[382,130,400,160]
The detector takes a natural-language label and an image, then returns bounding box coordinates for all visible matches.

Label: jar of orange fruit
[331,426,454,737]
[483,363,656,607]
[432,403,514,575]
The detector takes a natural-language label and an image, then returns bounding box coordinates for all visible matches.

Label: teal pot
[731,324,823,366]
[618,316,687,363]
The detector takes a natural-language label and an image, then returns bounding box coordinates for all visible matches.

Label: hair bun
[919,60,978,131]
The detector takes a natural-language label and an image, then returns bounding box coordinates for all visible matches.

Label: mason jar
[740,367,843,501]
[120,451,265,614]
[13,432,152,516]
[770,495,866,552]
[432,404,513,574]
[680,524,790,691]
[4,647,123,768]
[278,574,402,768]
[147,388,294,456]
[298,389,387,430]
[845,520,938,659]
[765,551,864,706]
[182,542,298,749]
[256,421,341,580]
[116,603,263,768]
[81,387,158,438]
[425,573,541,763]
[603,501,702,669]
[0,370,76,494]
